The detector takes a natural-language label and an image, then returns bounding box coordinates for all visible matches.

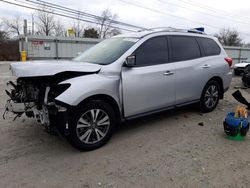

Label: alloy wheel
[204,85,219,109]
[76,109,110,144]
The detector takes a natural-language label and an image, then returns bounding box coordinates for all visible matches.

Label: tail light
[225,57,233,67]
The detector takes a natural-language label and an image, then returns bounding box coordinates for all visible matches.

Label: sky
[1,0,250,42]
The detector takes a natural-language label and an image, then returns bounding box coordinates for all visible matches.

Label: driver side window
[135,36,168,67]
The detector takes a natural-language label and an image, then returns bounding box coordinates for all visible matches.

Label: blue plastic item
[225,112,249,128]
[223,112,249,137]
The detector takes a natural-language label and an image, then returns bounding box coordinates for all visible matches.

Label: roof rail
[137,27,206,35]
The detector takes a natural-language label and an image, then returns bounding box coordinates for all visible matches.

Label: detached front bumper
[4,100,68,127]
[5,100,34,114]
[4,100,51,125]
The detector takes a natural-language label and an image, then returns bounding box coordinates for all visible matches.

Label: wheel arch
[206,76,224,99]
[77,94,122,123]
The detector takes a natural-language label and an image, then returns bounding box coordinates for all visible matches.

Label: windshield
[73,37,138,65]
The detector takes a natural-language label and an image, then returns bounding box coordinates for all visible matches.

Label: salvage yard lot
[0,61,250,188]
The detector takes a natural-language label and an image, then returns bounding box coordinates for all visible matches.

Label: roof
[114,27,211,39]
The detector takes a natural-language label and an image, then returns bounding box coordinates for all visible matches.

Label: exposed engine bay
[4,70,98,134]
[4,76,71,128]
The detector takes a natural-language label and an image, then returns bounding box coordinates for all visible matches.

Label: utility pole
[32,14,34,35]
[23,19,27,36]
[21,19,28,62]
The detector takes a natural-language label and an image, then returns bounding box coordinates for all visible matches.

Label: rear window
[197,37,221,56]
[169,36,201,62]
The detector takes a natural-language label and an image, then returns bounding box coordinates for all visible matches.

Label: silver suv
[5,28,232,150]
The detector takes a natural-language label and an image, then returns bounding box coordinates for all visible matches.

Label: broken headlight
[48,84,71,100]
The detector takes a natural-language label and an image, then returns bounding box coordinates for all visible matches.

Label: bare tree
[35,6,55,36]
[106,28,121,38]
[98,9,120,39]
[2,15,22,36]
[214,28,242,46]
[54,20,65,37]
[242,43,250,48]
[71,11,85,37]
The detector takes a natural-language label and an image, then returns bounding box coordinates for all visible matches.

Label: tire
[67,100,116,151]
[46,115,59,135]
[48,113,65,136]
[199,80,221,113]
[240,123,249,136]
[234,70,241,76]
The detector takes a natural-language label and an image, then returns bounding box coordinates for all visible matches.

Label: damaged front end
[4,77,70,132]
[4,61,101,134]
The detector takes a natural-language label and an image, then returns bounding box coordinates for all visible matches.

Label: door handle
[202,64,211,69]
[163,71,174,76]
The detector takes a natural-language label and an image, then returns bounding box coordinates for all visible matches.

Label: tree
[214,28,242,46]
[2,15,22,36]
[98,9,120,39]
[0,30,9,41]
[71,11,85,37]
[54,20,65,37]
[35,6,55,36]
[106,28,121,38]
[242,42,250,48]
[0,21,8,41]
[84,28,99,38]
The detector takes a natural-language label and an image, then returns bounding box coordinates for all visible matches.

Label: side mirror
[125,55,136,67]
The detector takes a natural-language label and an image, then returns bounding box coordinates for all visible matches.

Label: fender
[56,73,121,109]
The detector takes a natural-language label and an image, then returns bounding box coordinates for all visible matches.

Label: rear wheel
[68,100,116,151]
[199,80,220,112]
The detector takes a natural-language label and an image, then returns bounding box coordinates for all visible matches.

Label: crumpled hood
[10,60,101,77]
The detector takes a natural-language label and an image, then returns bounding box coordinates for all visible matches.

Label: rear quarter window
[169,36,201,62]
[197,37,221,56]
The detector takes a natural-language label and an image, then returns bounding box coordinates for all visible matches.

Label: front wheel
[68,100,116,151]
[199,80,221,113]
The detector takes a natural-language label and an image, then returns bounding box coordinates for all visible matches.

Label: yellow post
[21,51,27,62]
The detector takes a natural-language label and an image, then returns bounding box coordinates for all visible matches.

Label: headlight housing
[48,84,71,100]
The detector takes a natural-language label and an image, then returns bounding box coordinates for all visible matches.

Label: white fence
[19,35,101,60]
[224,46,250,65]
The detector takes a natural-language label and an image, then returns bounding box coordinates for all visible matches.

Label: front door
[122,36,175,117]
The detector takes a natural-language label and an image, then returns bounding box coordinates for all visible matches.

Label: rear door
[169,35,205,104]
[122,36,176,117]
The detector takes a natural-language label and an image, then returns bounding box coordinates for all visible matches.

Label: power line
[118,0,222,29]
[118,0,221,29]
[158,0,250,36]
[18,0,106,25]
[2,0,250,38]
[158,0,250,27]
[118,0,250,37]
[0,0,140,32]
[24,0,145,31]
[176,0,250,21]
[29,0,147,30]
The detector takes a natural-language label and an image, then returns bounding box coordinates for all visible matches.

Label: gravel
[0,62,250,188]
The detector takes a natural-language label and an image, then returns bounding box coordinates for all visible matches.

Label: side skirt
[124,99,200,121]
